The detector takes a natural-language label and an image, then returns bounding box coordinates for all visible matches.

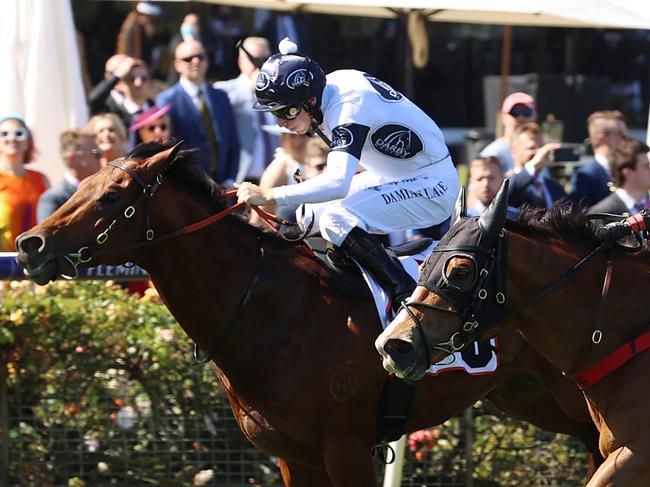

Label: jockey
[236,39,460,314]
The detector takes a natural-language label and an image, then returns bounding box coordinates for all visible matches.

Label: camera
[551,144,585,163]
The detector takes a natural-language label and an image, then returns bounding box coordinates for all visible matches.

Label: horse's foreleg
[586,446,649,486]
[278,458,332,487]
[322,435,377,487]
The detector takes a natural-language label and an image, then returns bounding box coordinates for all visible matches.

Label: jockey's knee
[319,206,362,247]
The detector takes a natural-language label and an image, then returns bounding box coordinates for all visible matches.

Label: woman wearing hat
[130,104,172,145]
[0,115,49,251]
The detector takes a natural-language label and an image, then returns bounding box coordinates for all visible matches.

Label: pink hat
[501,92,535,114]
[130,104,171,132]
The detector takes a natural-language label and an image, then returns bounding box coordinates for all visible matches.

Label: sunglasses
[271,105,301,120]
[180,53,206,63]
[146,123,168,132]
[509,107,534,117]
[128,74,150,83]
[0,129,29,141]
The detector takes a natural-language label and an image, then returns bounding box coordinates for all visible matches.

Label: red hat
[501,92,535,114]
[130,104,171,132]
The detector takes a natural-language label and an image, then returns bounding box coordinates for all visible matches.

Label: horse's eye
[443,257,477,291]
[450,267,471,281]
[98,191,119,204]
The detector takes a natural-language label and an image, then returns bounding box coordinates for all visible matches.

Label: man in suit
[157,39,240,185]
[589,138,650,216]
[37,129,101,223]
[466,156,505,217]
[214,36,280,183]
[508,123,566,209]
[570,110,629,209]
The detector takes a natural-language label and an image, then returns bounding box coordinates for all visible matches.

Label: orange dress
[0,169,48,251]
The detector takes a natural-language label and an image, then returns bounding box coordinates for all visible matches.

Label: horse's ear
[478,179,509,244]
[145,141,184,172]
[450,186,467,226]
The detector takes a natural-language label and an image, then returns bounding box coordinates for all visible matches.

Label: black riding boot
[340,227,416,315]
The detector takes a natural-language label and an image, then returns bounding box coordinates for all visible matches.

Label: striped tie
[197,89,220,178]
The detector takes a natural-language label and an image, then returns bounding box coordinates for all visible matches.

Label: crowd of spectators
[4,0,650,257]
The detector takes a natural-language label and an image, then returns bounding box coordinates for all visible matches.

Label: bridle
[400,228,508,365]
[61,160,165,278]
[401,220,616,364]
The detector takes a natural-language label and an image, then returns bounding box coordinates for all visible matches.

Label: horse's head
[375,181,510,381]
[16,142,185,284]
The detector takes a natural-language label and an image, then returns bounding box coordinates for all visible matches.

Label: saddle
[305,236,433,298]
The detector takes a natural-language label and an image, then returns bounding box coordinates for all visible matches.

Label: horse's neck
[145,218,276,354]
[507,233,650,375]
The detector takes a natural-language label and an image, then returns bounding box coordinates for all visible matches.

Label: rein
[61,163,299,278]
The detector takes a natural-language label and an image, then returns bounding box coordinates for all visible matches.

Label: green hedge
[0,280,281,487]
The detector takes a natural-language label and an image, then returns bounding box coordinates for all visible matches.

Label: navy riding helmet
[253,52,326,116]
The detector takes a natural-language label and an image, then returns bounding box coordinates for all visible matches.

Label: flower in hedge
[9,309,25,325]
[157,328,174,342]
[193,469,214,486]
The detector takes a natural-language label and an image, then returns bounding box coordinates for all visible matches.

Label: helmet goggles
[271,105,302,120]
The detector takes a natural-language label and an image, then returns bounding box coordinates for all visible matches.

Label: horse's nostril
[18,235,44,255]
[385,338,414,356]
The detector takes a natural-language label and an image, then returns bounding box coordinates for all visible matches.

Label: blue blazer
[157,83,240,185]
[508,170,566,209]
[37,178,77,223]
[569,159,611,209]
[588,193,630,216]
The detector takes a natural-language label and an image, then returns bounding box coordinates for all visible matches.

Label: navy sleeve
[330,123,370,160]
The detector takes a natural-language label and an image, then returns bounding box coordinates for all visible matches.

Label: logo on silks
[363,74,403,102]
[371,124,423,159]
[256,72,271,91]
[286,69,312,89]
[331,126,354,150]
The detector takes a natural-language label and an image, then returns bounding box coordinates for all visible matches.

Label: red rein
[179,189,283,236]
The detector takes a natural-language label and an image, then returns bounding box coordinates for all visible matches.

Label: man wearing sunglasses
[480,92,537,174]
[236,39,459,316]
[157,39,240,186]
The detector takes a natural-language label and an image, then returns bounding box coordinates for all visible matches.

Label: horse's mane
[506,200,650,256]
[126,142,298,246]
[505,201,599,244]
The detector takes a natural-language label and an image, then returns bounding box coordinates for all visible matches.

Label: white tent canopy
[177,0,650,29]
[0,0,88,185]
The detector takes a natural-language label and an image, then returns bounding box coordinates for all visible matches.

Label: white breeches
[295,159,460,246]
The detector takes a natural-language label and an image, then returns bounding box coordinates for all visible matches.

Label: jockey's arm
[270,150,360,205]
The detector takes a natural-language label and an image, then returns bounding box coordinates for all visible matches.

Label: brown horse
[376,181,650,486]
[16,144,600,486]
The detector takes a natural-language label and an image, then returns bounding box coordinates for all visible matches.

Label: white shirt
[615,187,645,215]
[595,153,611,177]
[273,69,453,206]
[179,77,204,109]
